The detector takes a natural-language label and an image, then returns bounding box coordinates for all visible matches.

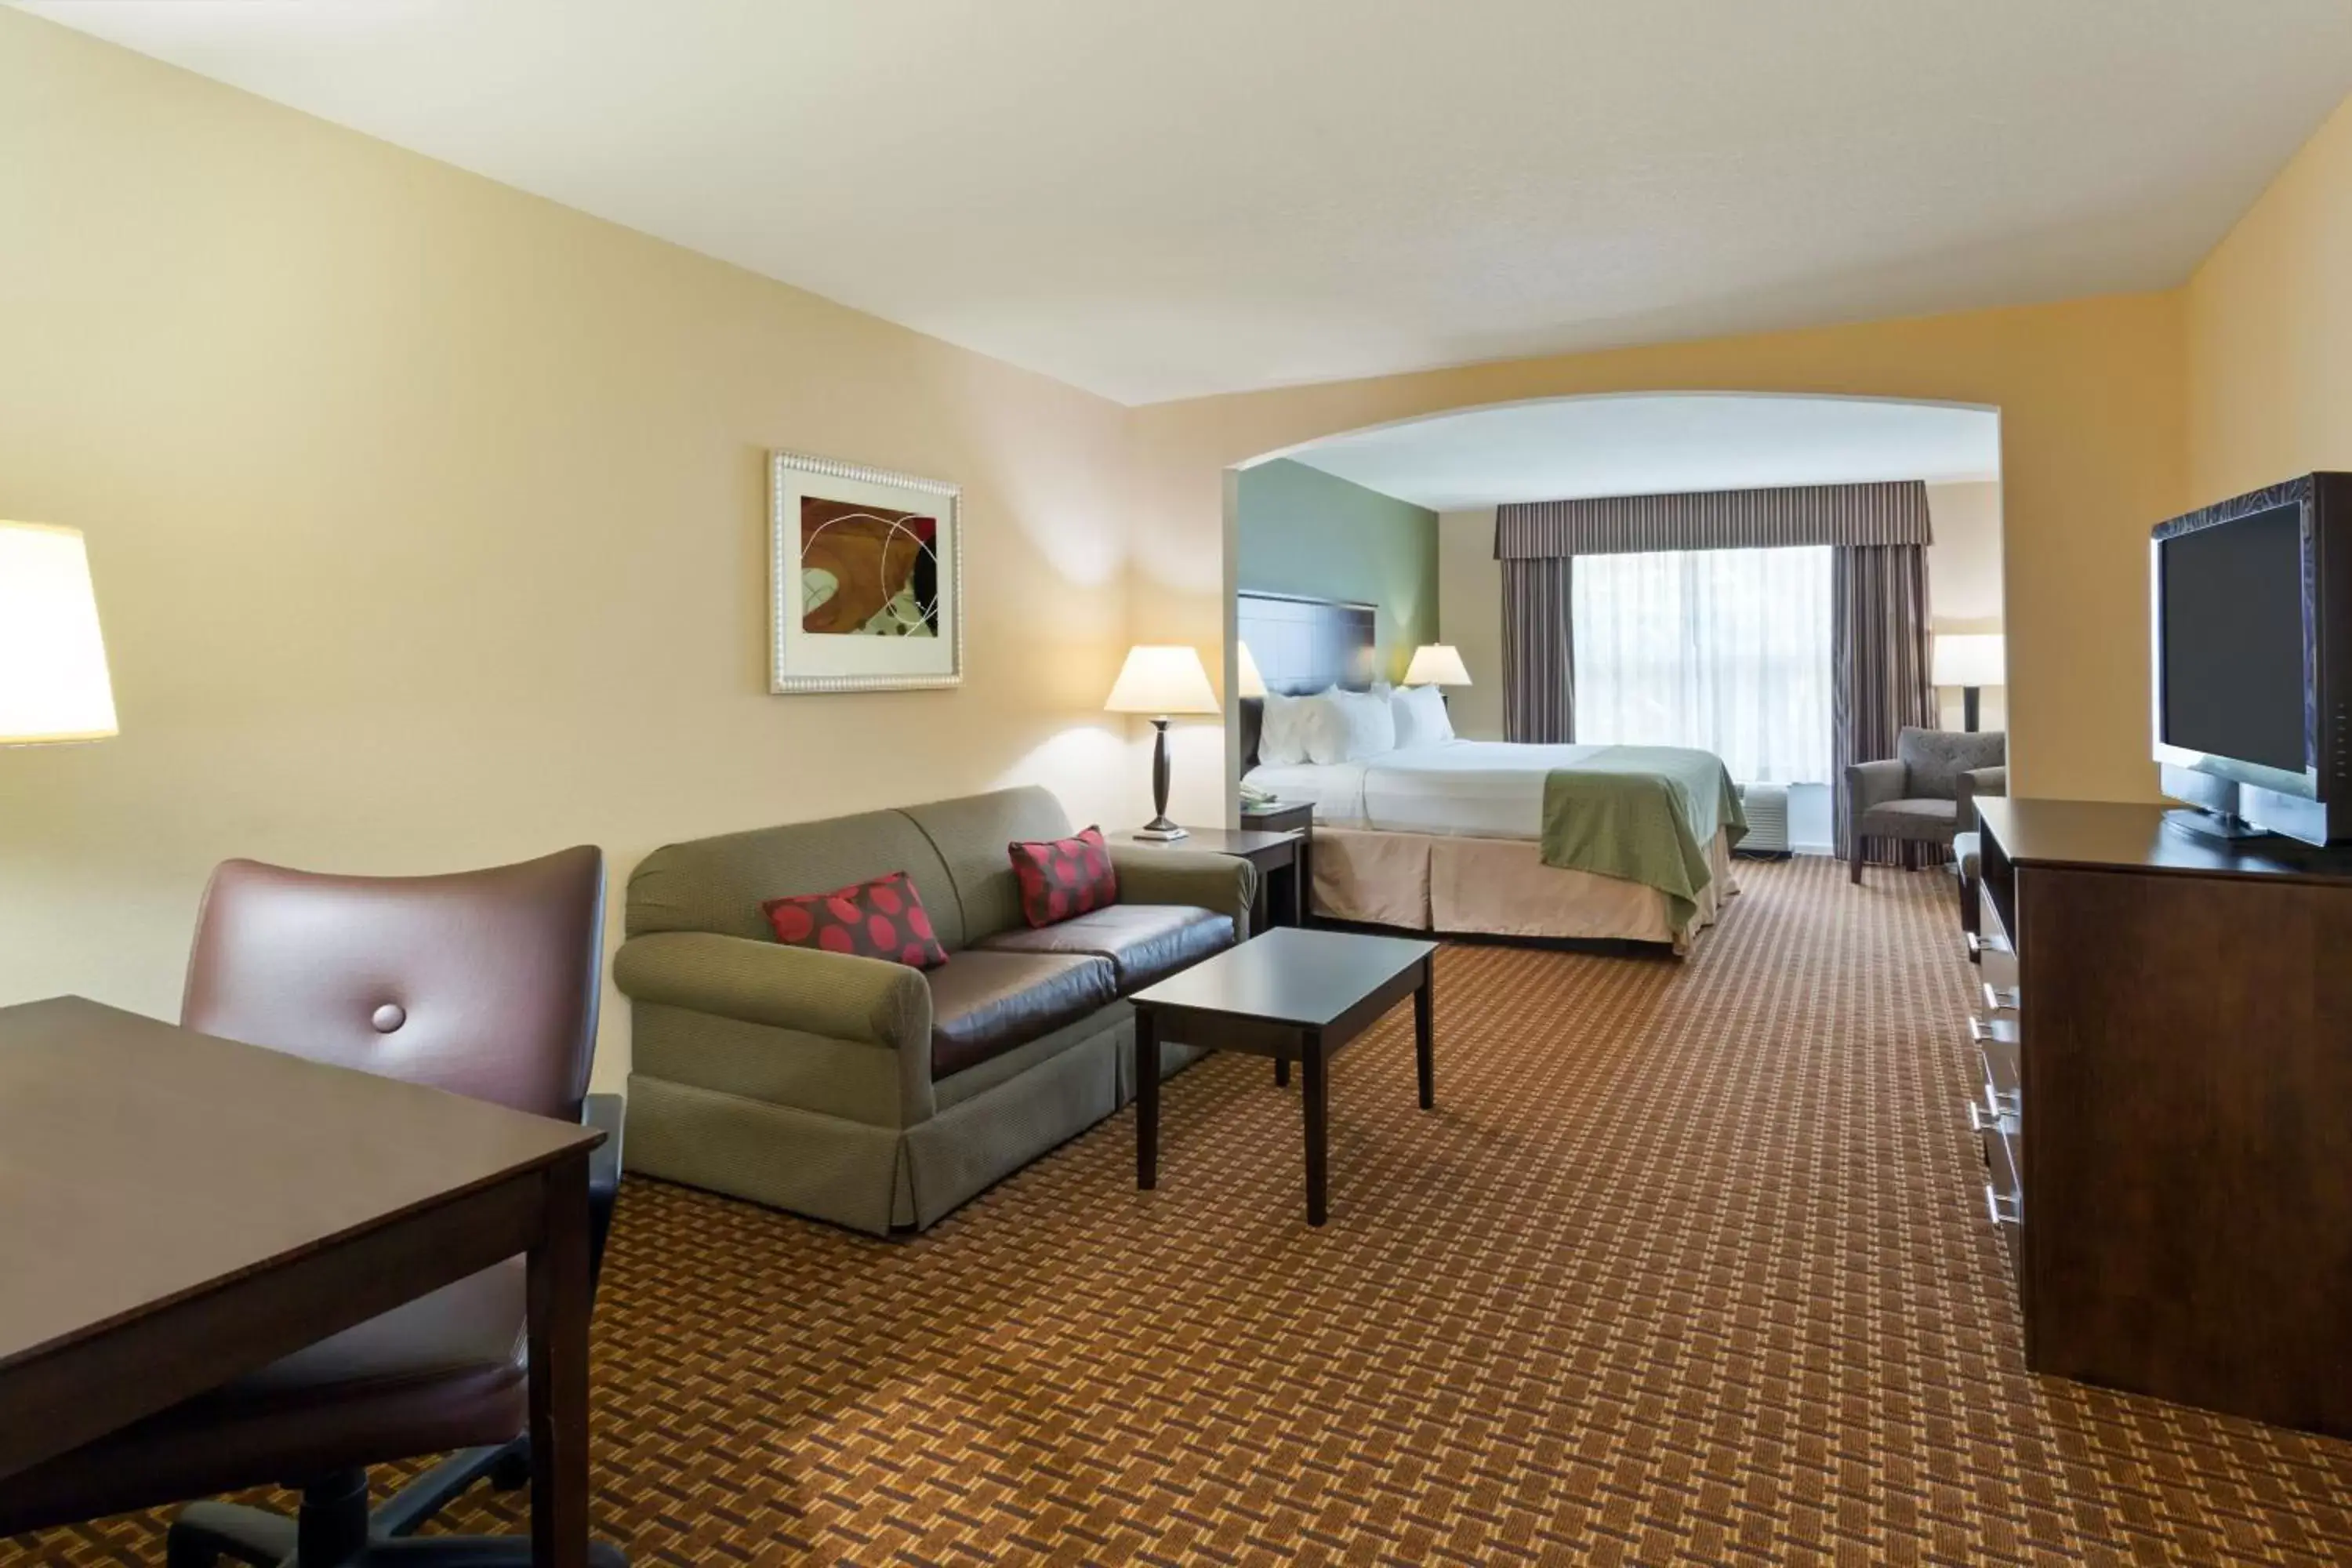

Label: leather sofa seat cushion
[975,904,1232,994]
[927,949,1116,1080]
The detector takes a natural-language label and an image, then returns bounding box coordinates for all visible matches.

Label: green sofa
[616,786,1255,1233]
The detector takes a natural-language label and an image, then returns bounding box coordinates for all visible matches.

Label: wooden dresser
[1972,798,2352,1436]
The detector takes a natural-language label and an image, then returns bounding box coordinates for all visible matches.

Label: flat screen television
[2151,472,2352,845]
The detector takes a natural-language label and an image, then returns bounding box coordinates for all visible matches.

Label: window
[1571,546,1833,784]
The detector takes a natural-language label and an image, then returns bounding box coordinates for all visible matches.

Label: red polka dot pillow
[760,870,949,970]
[1008,826,1119,928]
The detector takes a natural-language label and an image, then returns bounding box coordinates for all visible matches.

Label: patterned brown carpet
[13,858,2352,1566]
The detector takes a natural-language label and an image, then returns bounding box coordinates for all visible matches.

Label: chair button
[371,1003,407,1033]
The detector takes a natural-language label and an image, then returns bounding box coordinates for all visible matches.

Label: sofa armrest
[1955,764,2009,833]
[1112,848,1259,938]
[1846,757,1907,815]
[613,931,929,1051]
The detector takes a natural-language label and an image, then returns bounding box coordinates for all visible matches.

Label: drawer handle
[1966,1100,2017,1135]
[1965,930,1983,958]
[1984,1183,2022,1229]
[1982,982,2020,1014]
[1966,1091,2023,1128]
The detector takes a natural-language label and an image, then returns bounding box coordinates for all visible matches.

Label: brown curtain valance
[1495,480,1932,558]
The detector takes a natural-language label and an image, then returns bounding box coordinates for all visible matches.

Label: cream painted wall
[1152,298,2184,822]
[2187,95,2352,504]
[22,6,2337,1101]
[0,11,1142,1091]
[1926,480,2007,732]
[1436,509,1504,740]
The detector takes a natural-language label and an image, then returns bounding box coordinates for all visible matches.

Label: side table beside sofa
[1109,822,1304,931]
[615,786,1257,1235]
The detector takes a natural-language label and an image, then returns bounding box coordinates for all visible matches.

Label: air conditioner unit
[1737,782,1791,858]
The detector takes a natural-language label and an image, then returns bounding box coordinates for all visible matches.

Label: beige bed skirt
[1309,826,1737,953]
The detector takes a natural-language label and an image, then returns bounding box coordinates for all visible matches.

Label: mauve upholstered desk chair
[0,847,626,1568]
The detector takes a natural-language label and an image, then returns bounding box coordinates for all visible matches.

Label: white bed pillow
[1391,683,1455,748]
[1256,689,1311,766]
[1303,687,1398,764]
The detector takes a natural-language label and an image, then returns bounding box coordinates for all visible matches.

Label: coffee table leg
[1301,1029,1328,1226]
[1275,1058,1289,1088]
[1414,957,1435,1111]
[1134,1007,1159,1190]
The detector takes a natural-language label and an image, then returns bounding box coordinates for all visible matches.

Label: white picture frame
[769,449,963,694]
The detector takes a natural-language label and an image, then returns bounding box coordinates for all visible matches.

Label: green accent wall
[1236,459,1439,684]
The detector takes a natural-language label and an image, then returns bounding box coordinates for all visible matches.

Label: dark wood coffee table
[1130,927,1437,1225]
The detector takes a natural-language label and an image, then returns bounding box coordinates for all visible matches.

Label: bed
[1237,591,1738,953]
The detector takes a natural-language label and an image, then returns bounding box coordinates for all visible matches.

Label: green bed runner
[1537,746,1748,935]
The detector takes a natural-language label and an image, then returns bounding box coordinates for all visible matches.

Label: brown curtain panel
[1501,557,1575,742]
[1834,543,1938,866]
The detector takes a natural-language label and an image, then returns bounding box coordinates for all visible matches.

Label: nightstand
[1105,824,1304,934]
[1240,800,1314,931]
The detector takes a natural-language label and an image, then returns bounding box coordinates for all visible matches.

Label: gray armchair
[1847,727,2006,884]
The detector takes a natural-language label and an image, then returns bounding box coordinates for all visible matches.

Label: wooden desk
[0,996,604,1565]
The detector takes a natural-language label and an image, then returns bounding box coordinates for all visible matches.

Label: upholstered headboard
[1236,590,1377,771]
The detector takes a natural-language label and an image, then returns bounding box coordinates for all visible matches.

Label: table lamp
[0,521,118,745]
[1932,632,2005,733]
[1105,644,1221,840]
[1235,641,1269,700]
[1403,644,1472,688]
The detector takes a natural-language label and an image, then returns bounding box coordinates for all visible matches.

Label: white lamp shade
[1234,640,1269,699]
[0,521,118,745]
[1403,643,1473,687]
[1105,644,1221,715]
[1932,632,2006,689]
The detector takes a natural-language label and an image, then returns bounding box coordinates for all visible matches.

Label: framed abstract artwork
[769,450,962,694]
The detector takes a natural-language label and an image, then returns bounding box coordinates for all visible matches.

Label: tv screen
[2159,504,2307,774]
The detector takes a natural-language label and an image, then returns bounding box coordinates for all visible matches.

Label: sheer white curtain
[1570,546,1833,784]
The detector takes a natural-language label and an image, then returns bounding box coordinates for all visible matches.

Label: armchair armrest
[612,931,929,1051]
[1846,757,1907,814]
[1112,848,1259,938]
[583,1091,624,1294]
[1955,764,2008,833]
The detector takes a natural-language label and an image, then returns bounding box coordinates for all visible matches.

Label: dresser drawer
[1970,1014,2020,1118]
[1977,1101,2023,1272]
[1978,931,2020,1013]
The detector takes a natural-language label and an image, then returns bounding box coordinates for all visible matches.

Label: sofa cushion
[975,904,1232,994]
[901,786,1075,946]
[926,949,1116,1080]
[761,871,948,971]
[629,808,964,949]
[1859,796,1959,840]
[1009,826,1118,927]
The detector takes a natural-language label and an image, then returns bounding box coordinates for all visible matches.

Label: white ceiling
[1283,395,2001,511]
[17,2,2352,405]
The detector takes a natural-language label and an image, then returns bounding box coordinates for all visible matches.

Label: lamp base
[1131,818,1189,841]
